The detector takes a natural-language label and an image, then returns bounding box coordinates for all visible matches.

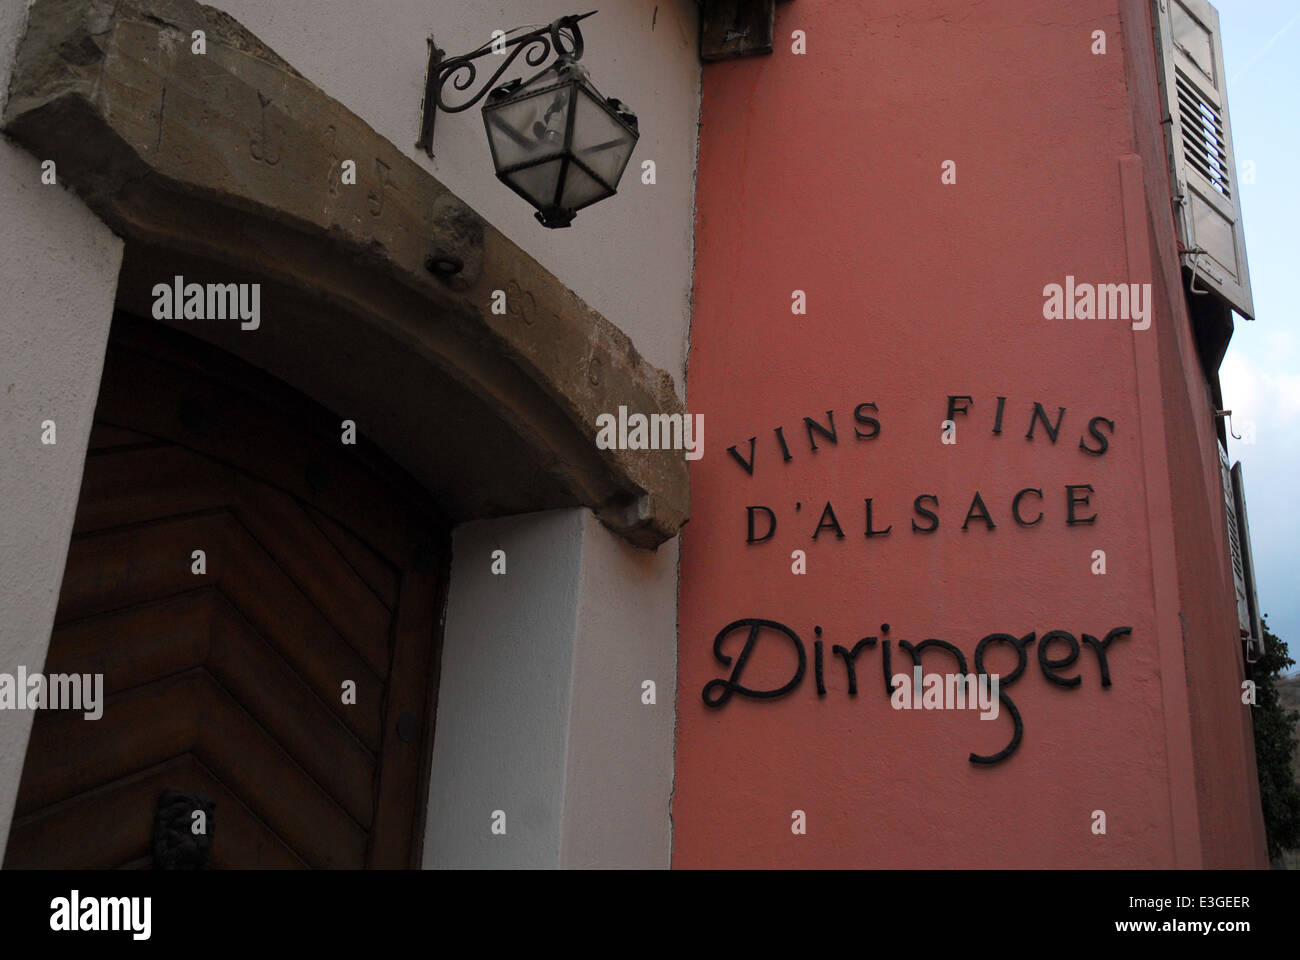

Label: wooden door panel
[230,475,393,669]
[7,756,306,870]
[71,446,395,677]
[44,591,214,694]
[5,316,447,869]
[16,673,202,817]
[369,565,441,868]
[92,344,423,567]
[187,672,369,868]
[72,444,234,532]
[206,600,377,828]
[304,504,401,611]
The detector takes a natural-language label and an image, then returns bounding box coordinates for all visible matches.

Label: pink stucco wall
[674,0,1267,868]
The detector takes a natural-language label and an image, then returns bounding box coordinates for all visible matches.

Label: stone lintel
[4,0,689,547]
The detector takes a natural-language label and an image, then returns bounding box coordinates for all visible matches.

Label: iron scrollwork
[417,12,594,157]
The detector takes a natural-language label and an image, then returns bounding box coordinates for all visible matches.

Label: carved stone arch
[4,0,688,547]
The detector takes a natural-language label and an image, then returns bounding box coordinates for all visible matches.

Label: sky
[1211,1,1300,665]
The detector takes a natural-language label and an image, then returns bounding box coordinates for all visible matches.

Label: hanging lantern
[482,59,639,228]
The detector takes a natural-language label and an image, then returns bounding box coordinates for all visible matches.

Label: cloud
[1220,347,1300,434]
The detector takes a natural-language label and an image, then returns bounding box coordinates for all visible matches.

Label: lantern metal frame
[481,63,639,228]
[417,11,638,229]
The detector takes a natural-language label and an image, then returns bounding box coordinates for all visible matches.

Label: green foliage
[1251,616,1300,861]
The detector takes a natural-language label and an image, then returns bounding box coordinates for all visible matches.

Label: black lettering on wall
[864,498,892,538]
[1066,484,1097,525]
[1079,416,1114,456]
[912,495,940,533]
[962,491,996,531]
[701,614,1134,766]
[897,637,970,677]
[853,402,881,440]
[804,411,837,451]
[1081,625,1132,687]
[814,628,826,696]
[1012,488,1043,527]
[1037,630,1082,687]
[946,395,973,422]
[971,632,1036,764]
[747,505,777,543]
[728,437,757,474]
[880,624,894,695]
[813,501,845,539]
[1026,402,1066,442]
[702,619,806,707]
[832,637,876,696]
[775,425,793,462]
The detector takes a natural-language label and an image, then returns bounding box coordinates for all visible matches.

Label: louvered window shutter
[1230,461,1265,663]
[1153,0,1254,318]
[1218,442,1251,637]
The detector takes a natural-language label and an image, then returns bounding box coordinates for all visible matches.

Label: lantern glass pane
[570,87,636,188]
[560,161,612,210]
[504,158,564,209]
[484,84,573,171]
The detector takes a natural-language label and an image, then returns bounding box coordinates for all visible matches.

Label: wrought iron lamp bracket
[416,11,595,158]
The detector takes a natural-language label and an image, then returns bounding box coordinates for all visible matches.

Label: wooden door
[4,315,448,869]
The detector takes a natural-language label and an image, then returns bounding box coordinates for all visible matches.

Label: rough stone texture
[4,0,689,547]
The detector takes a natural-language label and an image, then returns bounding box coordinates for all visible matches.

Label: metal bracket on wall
[415,13,594,158]
[1214,408,1242,440]
[1187,247,1212,296]
[1171,193,1212,297]
[700,0,787,61]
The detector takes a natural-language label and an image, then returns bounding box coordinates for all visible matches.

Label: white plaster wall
[424,510,583,868]
[208,0,701,386]
[561,510,677,868]
[426,508,678,869]
[0,0,126,863]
